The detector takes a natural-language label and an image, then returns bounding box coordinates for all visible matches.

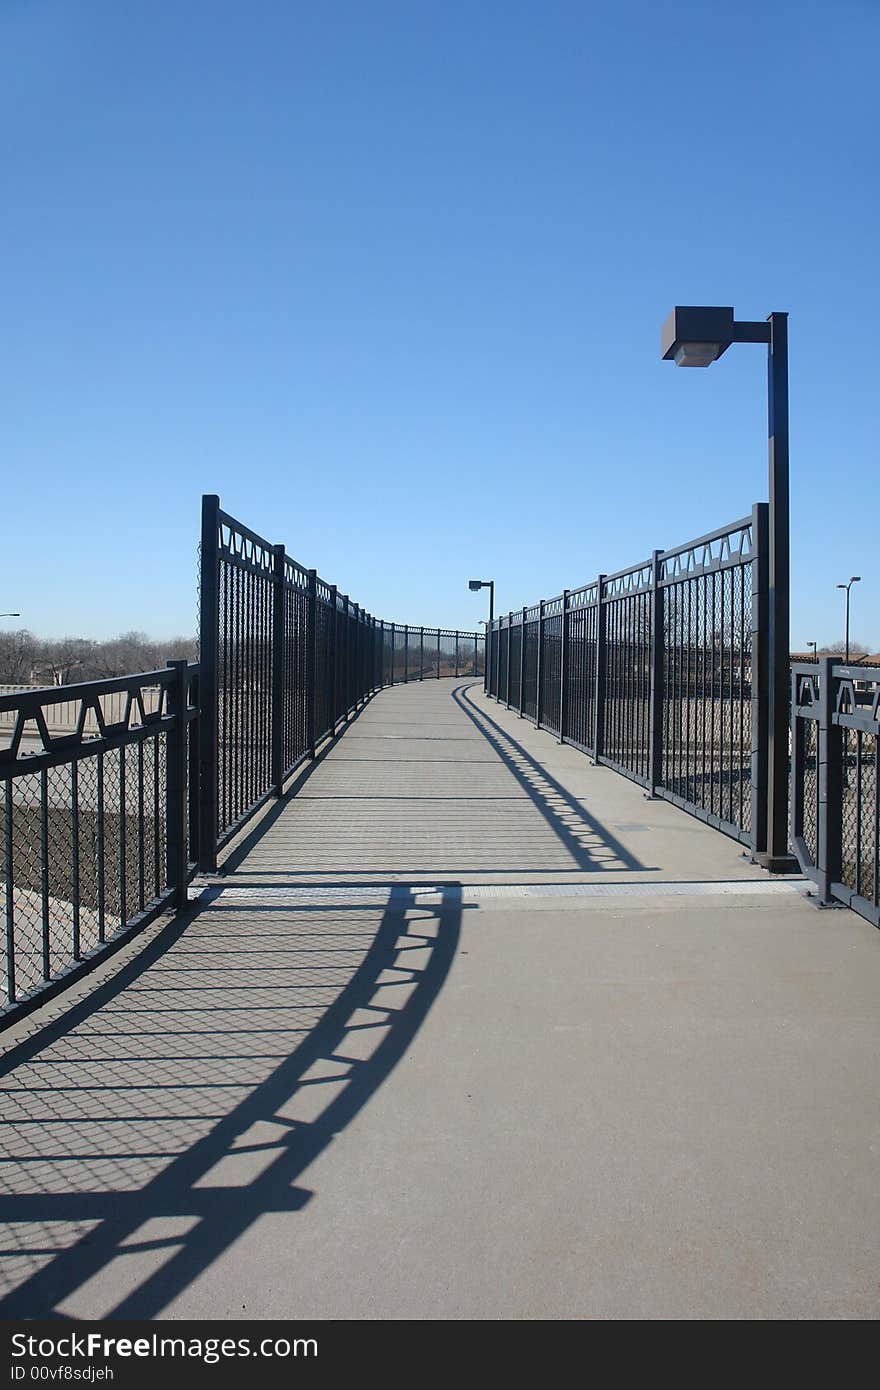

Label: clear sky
[2,0,877,648]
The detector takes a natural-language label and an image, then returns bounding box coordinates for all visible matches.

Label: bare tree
[820,639,869,657]
[0,632,198,685]
[0,629,38,684]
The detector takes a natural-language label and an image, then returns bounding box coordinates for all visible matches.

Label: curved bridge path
[1,681,879,1320]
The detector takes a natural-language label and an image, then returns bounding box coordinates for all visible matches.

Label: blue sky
[2,0,877,647]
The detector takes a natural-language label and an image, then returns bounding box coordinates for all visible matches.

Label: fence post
[166,660,189,907]
[593,575,607,760]
[328,585,338,736]
[559,591,570,743]
[270,545,286,795]
[790,665,805,857]
[750,503,769,858]
[455,632,460,678]
[505,614,512,708]
[817,657,843,905]
[404,625,409,684]
[519,608,526,716]
[307,569,317,757]
[198,494,220,871]
[353,604,361,710]
[437,629,441,678]
[357,607,362,707]
[420,626,424,681]
[341,596,350,721]
[536,600,545,728]
[648,550,664,795]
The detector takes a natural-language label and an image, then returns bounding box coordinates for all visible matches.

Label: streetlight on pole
[468,579,494,694]
[661,305,796,872]
[807,641,817,660]
[836,576,861,663]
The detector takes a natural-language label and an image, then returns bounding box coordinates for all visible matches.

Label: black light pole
[807,641,817,660]
[836,576,860,662]
[469,579,494,693]
[661,305,796,872]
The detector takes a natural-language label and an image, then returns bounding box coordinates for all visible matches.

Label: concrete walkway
[1,680,879,1320]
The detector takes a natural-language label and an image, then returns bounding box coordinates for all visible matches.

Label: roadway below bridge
[1,680,879,1319]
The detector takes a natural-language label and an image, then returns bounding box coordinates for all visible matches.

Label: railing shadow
[0,879,462,1319]
[454,685,651,874]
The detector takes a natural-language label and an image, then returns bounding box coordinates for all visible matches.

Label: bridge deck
[1,681,879,1319]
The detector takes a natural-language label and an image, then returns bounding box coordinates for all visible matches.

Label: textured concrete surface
[1,680,879,1320]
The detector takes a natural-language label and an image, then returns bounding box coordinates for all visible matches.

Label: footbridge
[0,498,878,1319]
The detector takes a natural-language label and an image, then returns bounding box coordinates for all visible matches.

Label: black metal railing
[791,659,879,927]
[0,496,484,1026]
[198,495,485,869]
[487,507,767,851]
[0,663,199,1023]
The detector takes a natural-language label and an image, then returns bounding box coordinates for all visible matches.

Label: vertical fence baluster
[593,576,607,760]
[536,601,545,729]
[790,666,804,859]
[97,750,106,941]
[40,767,50,977]
[502,614,509,708]
[5,778,15,1004]
[198,493,220,871]
[649,550,664,795]
[307,569,317,757]
[271,546,286,791]
[750,502,769,858]
[817,657,843,905]
[166,660,189,909]
[559,591,570,744]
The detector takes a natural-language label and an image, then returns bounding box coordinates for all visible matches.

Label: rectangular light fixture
[661,306,735,366]
[673,341,724,367]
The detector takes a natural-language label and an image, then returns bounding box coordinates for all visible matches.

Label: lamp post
[807,641,817,660]
[661,305,796,872]
[836,576,860,662]
[469,579,495,694]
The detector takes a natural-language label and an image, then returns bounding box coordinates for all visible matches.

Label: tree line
[0,629,198,686]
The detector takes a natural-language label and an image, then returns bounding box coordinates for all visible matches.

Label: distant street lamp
[807,641,817,660]
[468,579,495,694]
[661,304,796,872]
[836,576,861,662]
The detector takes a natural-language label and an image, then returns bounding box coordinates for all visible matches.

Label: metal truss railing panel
[660,561,753,839]
[659,516,754,582]
[522,621,539,721]
[792,661,880,926]
[200,496,483,869]
[217,541,274,843]
[281,585,308,776]
[540,614,563,736]
[563,603,596,752]
[491,625,508,700]
[0,664,198,1026]
[603,591,651,782]
[487,512,766,848]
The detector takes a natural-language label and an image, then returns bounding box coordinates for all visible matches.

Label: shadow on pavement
[0,881,462,1318]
